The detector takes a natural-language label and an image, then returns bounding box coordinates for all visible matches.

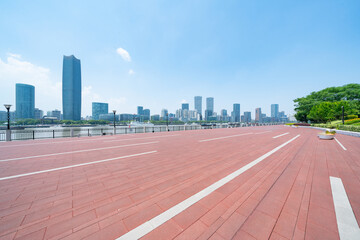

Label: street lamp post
[341,106,344,125]
[113,110,116,135]
[166,113,169,131]
[4,104,12,141]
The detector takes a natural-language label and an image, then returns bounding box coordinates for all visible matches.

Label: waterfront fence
[0,123,275,141]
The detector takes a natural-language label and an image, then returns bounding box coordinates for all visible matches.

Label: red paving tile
[0,126,359,239]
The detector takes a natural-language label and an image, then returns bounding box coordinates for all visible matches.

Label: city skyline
[1,1,359,118]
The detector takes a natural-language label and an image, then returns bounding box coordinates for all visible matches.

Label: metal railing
[0,123,279,142]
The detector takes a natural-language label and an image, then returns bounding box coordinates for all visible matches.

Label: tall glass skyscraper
[194,96,202,117]
[182,103,189,110]
[92,102,108,120]
[233,103,240,122]
[16,83,35,119]
[271,104,279,120]
[62,55,81,120]
[205,97,214,120]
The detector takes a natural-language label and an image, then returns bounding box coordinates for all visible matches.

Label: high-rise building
[182,103,189,110]
[255,108,262,122]
[205,97,214,120]
[244,111,251,123]
[194,96,202,118]
[143,109,150,121]
[62,55,81,120]
[271,104,279,121]
[51,110,61,120]
[137,106,144,116]
[231,103,240,122]
[151,114,160,121]
[16,83,35,119]
[34,108,43,119]
[92,102,108,120]
[221,109,228,121]
[161,109,168,120]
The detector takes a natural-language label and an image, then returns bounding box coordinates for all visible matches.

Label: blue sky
[0,0,359,118]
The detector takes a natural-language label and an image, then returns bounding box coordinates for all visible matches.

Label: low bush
[337,125,360,132]
[294,123,310,126]
[344,118,360,125]
[345,115,358,120]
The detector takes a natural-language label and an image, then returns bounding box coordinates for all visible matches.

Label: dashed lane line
[0,151,157,181]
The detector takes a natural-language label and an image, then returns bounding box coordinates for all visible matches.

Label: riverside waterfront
[0,125,200,141]
[0,123,279,141]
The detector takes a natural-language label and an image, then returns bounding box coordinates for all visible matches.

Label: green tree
[294,83,360,122]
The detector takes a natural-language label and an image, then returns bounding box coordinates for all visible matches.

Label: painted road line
[330,176,360,240]
[117,135,301,240]
[0,141,158,162]
[0,151,157,181]
[273,132,289,139]
[104,134,180,143]
[0,135,119,148]
[334,137,347,151]
[199,132,253,142]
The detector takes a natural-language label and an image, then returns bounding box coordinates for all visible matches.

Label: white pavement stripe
[330,176,360,240]
[104,134,180,143]
[0,141,158,162]
[0,136,115,148]
[199,133,253,142]
[117,134,301,240]
[335,137,347,151]
[0,151,157,181]
[273,132,290,139]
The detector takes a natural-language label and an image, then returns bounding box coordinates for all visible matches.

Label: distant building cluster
[2,55,290,124]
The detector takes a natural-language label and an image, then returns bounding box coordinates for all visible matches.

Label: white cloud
[128,69,135,75]
[116,48,131,62]
[180,99,187,104]
[0,53,62,111]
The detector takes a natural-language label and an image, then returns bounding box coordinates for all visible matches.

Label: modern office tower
[232,103,240,122]
[137,106,144,116]
[119,114,133,121]
[143,109,150,121]
[271,104,279,121]
[182,103,189,110]
[92,102,108,120]
[161,109,168,120]
[194,96,202,116]
[99,113,119,121]
[50,110,61,120]
[255,108,262,122]
[151,114,160,121]
[244,111,252,123]
[62,55,81,120]
[205,97,214,120]
[34,108,43,119]
[16,83,35,119]
[221,109,227,121]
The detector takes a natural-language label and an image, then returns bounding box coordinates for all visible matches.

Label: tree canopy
[294,83,360,122]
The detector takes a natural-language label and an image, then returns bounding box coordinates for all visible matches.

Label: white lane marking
[254,131,272,134]
[334,137,347,151]
[104,134,180,143]
[273,132,290,139]
[199,133,253,142]
[0,141,158,162]
[330,176,360,240]
[0,151,157,181]
[0,135,119,148]
[117,135,301,240]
